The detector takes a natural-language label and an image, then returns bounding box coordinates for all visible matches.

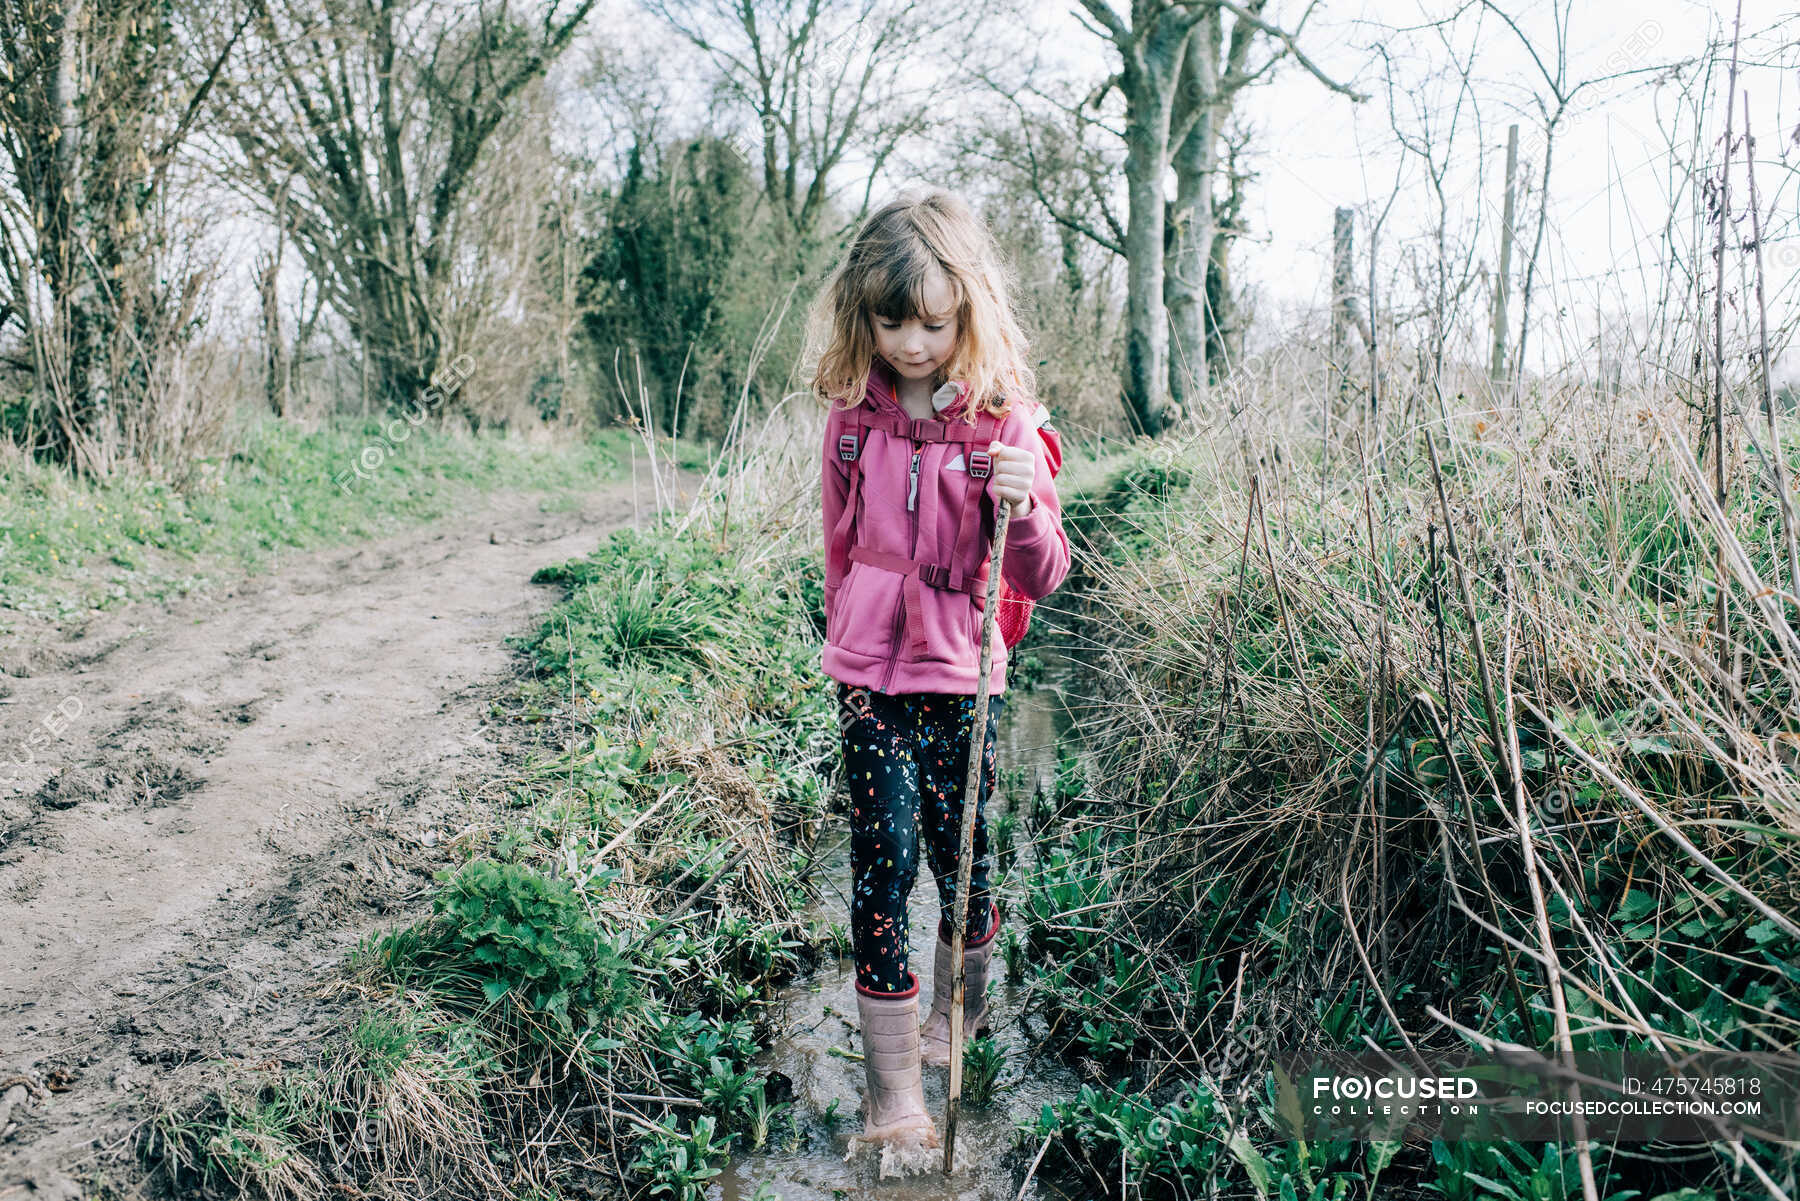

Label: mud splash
[720,657,1085,1200]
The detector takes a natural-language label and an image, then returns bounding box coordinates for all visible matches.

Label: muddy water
[719,661,1085,1200]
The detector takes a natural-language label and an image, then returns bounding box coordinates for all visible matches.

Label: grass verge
[0,417,693,635]
[1009,393,1799,1201]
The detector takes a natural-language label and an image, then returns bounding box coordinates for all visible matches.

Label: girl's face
[869,267,959,383]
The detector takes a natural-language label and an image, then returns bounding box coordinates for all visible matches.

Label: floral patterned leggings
[838,681,1003,994]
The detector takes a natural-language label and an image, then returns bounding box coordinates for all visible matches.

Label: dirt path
[0,481,664,1197]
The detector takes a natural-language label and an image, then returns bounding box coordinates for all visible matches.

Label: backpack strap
[848,547,990,600]
[826,404,868,589]
[951,409,999,596]
[859,410,990,445]
[933,410,997,658]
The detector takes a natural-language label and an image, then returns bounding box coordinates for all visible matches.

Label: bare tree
[1165,1,1358,419]
[644,0,992,267]
[0,0,242,473]
[1066,0,1206,435]
[1470,0,1675,384]
[941,105,1128,432]
[208,0,599,414]
[1198,120,1253,379]
[1015,0,1361,435]
[1346,0,1682,422]
[1373,26,1488,397]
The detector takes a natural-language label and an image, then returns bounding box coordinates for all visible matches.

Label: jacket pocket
[833,562,902,660]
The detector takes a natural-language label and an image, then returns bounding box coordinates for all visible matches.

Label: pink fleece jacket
[820,362,1070,696]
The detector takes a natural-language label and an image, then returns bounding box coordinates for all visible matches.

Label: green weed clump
[1427,1141,1687,1201]
[143,1069,331,1201]
[1022,1081,1228,1197]
[528,523,832,738]
[384,858,638,1033]
[629,1113,729,1200]
[961,1036,1006,1107]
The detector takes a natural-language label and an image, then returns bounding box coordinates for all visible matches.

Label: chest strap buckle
[917,563,951,589]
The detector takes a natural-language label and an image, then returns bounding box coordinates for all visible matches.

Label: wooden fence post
[1332,206,1354,402]
[1489,123,1519,382]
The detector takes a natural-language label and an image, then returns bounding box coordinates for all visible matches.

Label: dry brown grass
[1020,359,1799,1195]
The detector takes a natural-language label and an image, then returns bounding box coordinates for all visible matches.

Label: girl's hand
[986,440,1035,517]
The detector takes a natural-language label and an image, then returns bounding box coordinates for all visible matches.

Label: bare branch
[1212,0,1366,100]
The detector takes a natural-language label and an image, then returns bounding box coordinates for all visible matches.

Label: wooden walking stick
[943,496,1012,1175]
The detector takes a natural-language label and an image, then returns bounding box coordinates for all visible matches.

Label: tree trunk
[1332,206,1354,400]
[1510,121,1556,383]
[1119,18,1194,441]
[1166,19,1219,419]
[354,229,440,411]
[259,246,289,417]
[1123,119,1169,437]
[53,0,111,474]
[1488,123,1518,382]
[1057,221,1086,297]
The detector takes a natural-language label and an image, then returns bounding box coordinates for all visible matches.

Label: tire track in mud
[0,483,664,1196]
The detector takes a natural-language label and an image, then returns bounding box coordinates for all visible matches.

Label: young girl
[808,188,1070,1152]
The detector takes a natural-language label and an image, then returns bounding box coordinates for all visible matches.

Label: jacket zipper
[880,440,923,693]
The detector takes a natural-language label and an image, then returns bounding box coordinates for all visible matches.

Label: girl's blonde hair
[805,188,1035,421]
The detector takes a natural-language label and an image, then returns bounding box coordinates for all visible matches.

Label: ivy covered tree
[0,0,237,474]
[581,135,755,439]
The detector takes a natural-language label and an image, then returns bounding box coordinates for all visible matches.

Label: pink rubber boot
[920,901,999,1068]
[855,973,941,1149]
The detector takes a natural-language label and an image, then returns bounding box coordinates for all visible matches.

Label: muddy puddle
[720,656,1086,1200]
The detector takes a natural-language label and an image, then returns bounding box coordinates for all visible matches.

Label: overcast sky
[1010,0,1797,380]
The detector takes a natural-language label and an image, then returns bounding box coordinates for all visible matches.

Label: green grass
[0,417,696,633]
[343,523,832,1191]
[145,1066,331,1200]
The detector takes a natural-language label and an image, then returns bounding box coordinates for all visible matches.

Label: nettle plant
[425,858,637,1031]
